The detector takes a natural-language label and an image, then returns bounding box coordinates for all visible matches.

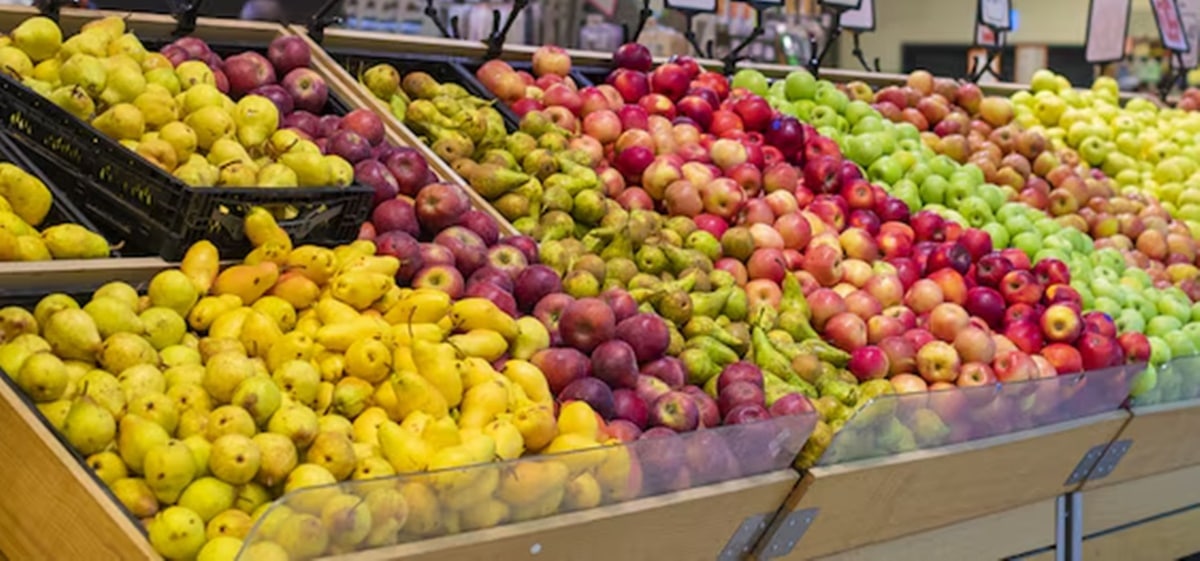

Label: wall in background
[837,0,1165,75]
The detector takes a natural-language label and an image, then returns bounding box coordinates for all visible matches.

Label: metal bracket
[1087,439,1132,482]
[759,508,819,559]
[1055,493,1083,561]
[1063,443,1106,486]
[169,0,204,37]
[306,0,343,44]
[718,513,771,561]
[35,0,77,23]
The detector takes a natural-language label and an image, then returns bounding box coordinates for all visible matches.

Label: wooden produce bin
[1079,465,1200,559]
[750,365,1138,560]
[285,26,519,238]
[0,378,157,561]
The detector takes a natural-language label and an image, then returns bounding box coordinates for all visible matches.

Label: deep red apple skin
[559,297,618,354]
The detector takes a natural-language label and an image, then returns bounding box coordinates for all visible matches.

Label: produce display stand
[0,377,155,561]
[749,365,1137,560]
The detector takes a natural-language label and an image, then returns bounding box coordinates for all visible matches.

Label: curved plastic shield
[1130,355,1200,408]
[236,411,816,558]
[813,363,1139,466]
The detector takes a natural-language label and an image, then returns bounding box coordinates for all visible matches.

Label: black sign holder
[806,1,860,78]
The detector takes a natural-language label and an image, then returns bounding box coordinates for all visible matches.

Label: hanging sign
[1152,0,1190,52]
[975,22,1005,47]
[817,0,862,8]
[665,0,719,12]
[840,0,875,31]
[978,0,1013,31]
[1084,0,1131,63]
[1179,0,1200,66]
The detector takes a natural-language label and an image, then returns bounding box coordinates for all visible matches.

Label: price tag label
[665,0,719,12]
[1085,0,1131,63]
[1153,0,1190,52]
[840,0,874,30]
[975,22,1005,47]
[818,0,862,8]
[978,0,1012,30]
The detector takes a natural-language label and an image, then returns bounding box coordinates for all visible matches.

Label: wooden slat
[0,380,157,560]
[324,471,798,561]
[757,412,1130,560]
[0,258,171,294]
[813,500,1057,561]
[289,25,520,238]
[1082,464,1200,535]
[1081,506,1200,560]
[1080,399,1200,490]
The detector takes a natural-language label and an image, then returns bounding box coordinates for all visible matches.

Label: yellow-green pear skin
[231,376,281,427]
[41,224,110,259]
[177,477,236,522]
[0,306,38,343]
[252,432,297,488]
[61,396,116,455]
[33,293,79,327]
[205,509,252,540]
[84,297,144,338]
[36,399,71,429]
[0,163,52,226]
[321,492,373,547]
[109,477,160,518]
[274,512,329,559]
[16,351,68,402]
[127,392,179,434]
[147,506,207,560]
[208,433,261,485]
[203,352,255,405]
[42,308,101,362]
[86,451,128,485]
[149,270,200,319]
[196,536,243,561]
[117,413,170,474]
[98,332,159,375]
[77,369,125,417]
[140,307,187,350]
[12,16,63,62]
[143,439,197,503]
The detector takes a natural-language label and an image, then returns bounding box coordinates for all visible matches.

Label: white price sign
[1084,0,1131,63]
[840,0,874,31]
[1180,0,1200,66]
[979,0,1012,30]
[1152,0,1190,52]
[665,0,719,12]
[818,0,862,8]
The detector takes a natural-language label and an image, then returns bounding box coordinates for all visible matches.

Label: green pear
[253,432,298,487]
[143,439,197,503]
[86,450,128,485]
[209,434,261,485]
[218,161,259,187]
[140,308,186,351]
[43,308,101,362]
[148,270,199,319]
[117,414,170,473]
[231,376,282,427]
[196,536,244,561]
[175,60,215,90]
[91,282,139,310]
[99,64,146,106]
[206,509,253,540]
[204,352,255,404]
[161,345,202,368]
[133,90,177,130]
[102,333,159,380]
[177,409,208,439]
[362,63,400,99]
[178,477,236,522]
[184,106,236,151]
[234,94,279,148]
[84,297,144,338]
[127,392,179,434]
[77,369,125,418]
[16,352,67,402]
[33,294,79,327]
[275,512,330,558]
[167,382,211,415]
[12,16,62,62]
[92,103,145,141]
[207,137,252,167]
[267,405,319,449]
[234,481,271,514]
[206,405,257,440]
[147,507,206,560]
[36,399,71,429]
[48,85,95,120]
[322,493,373,547]
[181,435,212,477]
[272,360,320,408]
[115,365,165,405]
[109,477,159,518]
[280,151,331,187]
[59,54,106,96]
[61,395,115,455]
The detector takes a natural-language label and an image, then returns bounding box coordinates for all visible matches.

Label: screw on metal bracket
[718,513,770,561]
[1087,440,1132,481]
[760,508,818,559]
[1063,444,1107,486]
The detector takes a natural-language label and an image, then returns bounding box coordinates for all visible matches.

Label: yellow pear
[86,450,128,485]
[11,16,62,62]
[148,270,200,318]
[117,413,170,473]
[203,351,255,404]
[127,391,179,434]
[177,477,236,522]
[110,477,159,518]
[209,433,261,485]
[143,439,197,503]
[147,507,206,560]
[252,432,297,488]
[267,404,319,449]
[205,510,252,540]
[206,405,257,440]
[42,308,100,362]
[231,375,281,426]
[98,332,158,374]
[16,351,67,402]
[84,296,144,338]
[140,307,186,350]
[41,224,109,259]
[304,431,356,480]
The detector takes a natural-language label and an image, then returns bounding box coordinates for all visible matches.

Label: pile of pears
[3,15,351,189]
[0,207,633,560]
[363,65,604,234]
[0,160,109,261]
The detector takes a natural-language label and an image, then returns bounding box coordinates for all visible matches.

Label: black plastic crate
[0,132,119,258]
[0,43,373,262]
[574,65,610,87]
[327,50,522,132]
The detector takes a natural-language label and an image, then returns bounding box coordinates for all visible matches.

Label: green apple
[868,156,903,186]
[851,116,886,135]
[1128,367,1158,399]
[1165,331,1199,359]
[1003,215,1035,237]
[905,162,932,187]
[1092,296,1123,319]
[1035,249,1069,265]
[1116,308,1147,335]
[732,69,769,97]
[1030,69,1059,93]
[1190,301,1200,323]
[889,178,922,212]
[789,100,815,120]
[1073,282,1095,309]
[1148,316,1185,338]
[1090,278,1122,302]
[977,184,1006,212]
[1182,323,1200,350]
[1041,235,1073,253]
[814,86,848,113]
[845,135,883,166]
[1078,137,1113,166]
[918,175,948,205]
[809,105,841,129]
[956,196,994,228]
[1159,296,1193,324]
[783,70,817,101]
[1035,218,1060,237]
[1101,152,1137,177]
[894,122,920,141]
[981,222,1009,249]
[928,155,957,178]
[1011,232,1043,259]
[1091,248,1126,273]
[844,100,875,125]
[1148,336,1173,366]
[995,204,1026,224]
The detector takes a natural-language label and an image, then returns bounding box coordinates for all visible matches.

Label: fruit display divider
[0,19,374,262]
[1075,462,1200,559]
[0,366,156,561]
[290,26,520,238]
